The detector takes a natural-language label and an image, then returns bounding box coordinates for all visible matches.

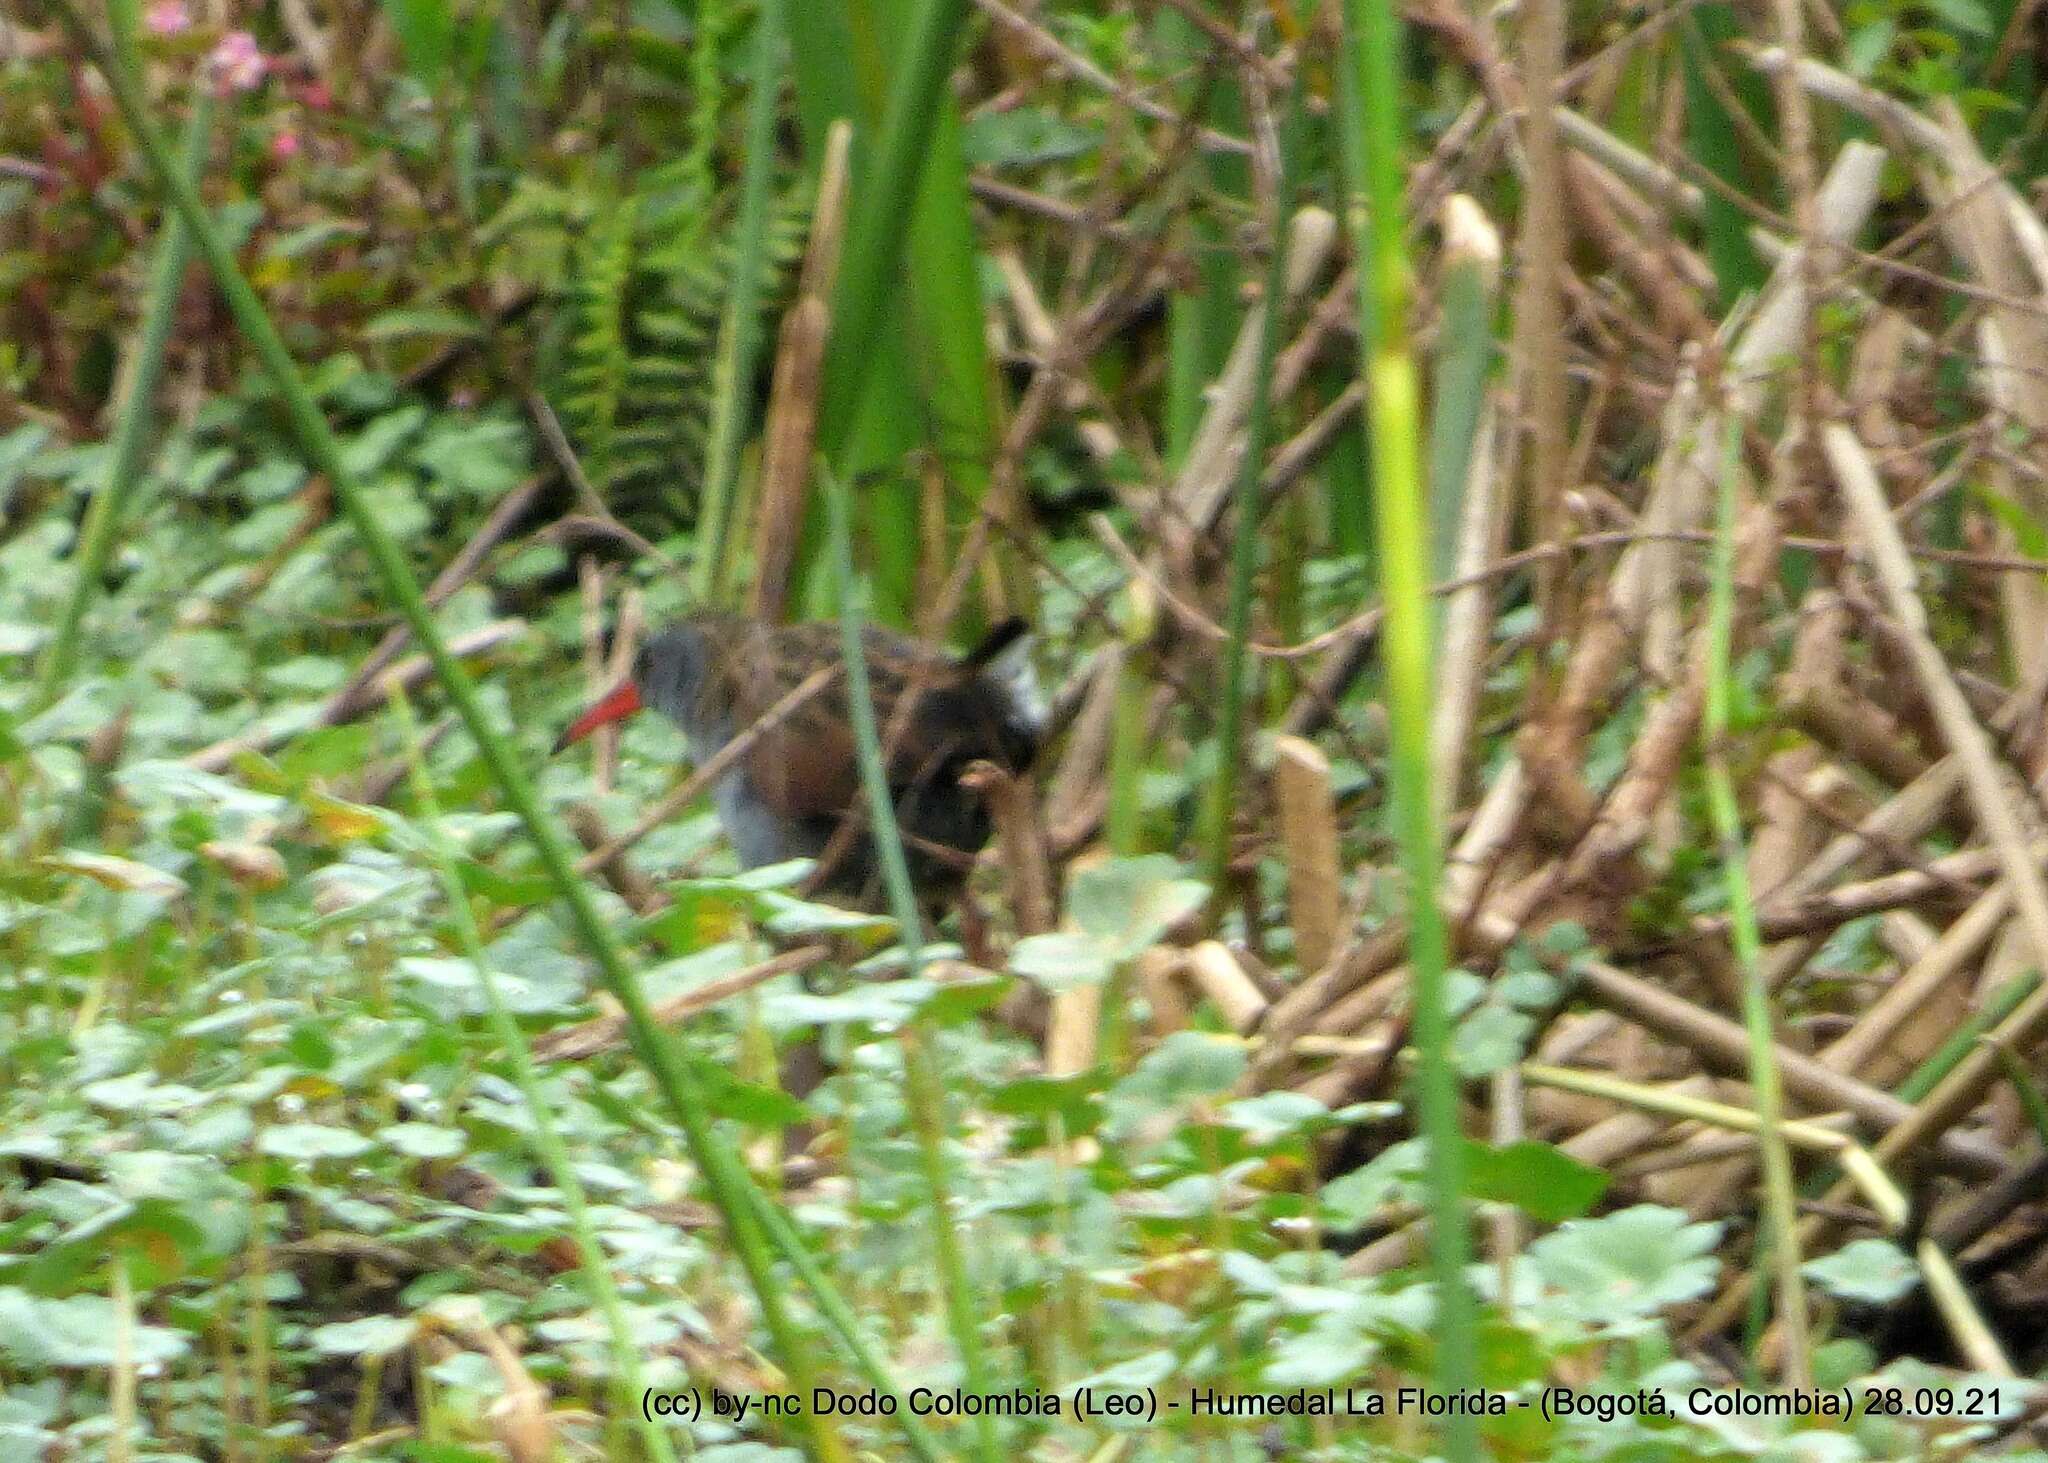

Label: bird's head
[551,624,717,754]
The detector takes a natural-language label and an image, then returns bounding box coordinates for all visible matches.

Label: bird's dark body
[632,614,1044,901]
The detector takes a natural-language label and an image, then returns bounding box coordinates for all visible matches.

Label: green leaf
[961,107,1101,167]
[1009,932,1111,992]
[453,858,555,909]
[39,851,187,901]
[0,708,24,766]
[258,1123,375,1161]
[912,970,1012,1026]
[109,0,142,46]
[1217,1091,1331,1144]
[1460,1138,1609,1222]
[397,954,582,1016]
[0,1288,190,1368]
[1067,855,1207,959]
[1803,1237,1918,1304]
[763,979,931,1031]
[379,0,456,79]
[309,1313,417,1356]
[83,1072,207,1116]
[28,1198,211,1291]
[1524,1205,1723,1332]
[362,308,484,342]
[380,1122,466,1160]
[0,424,49,504]
[1105,1031,1247,1136]
[1922,0,1992,36]
[1845,18,1896,76]
[990,1071,1105,1123]
[1262,1313,1380,1386]
[1320,1140,1427,1229]
[687,1056,807,1128]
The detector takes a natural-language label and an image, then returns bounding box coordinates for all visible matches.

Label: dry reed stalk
[1183,942,1269,1032]
[1270,734,1342,973]
[1560,509,1779,900]
[1138,947,1191,1038]
[1919,104,2048,694]
[963,761,1056,936]
[533,946,833,1063]
[1782,678,1937,787]
[1429,409,1503,783]
[564,803,664,915]
[1831,421,2048,986]
[995,246,1124,468]
[752,121,852,622]
[1821,890,2005,1082]
[1577,960,2007,1178]
[1515,0,1565,635]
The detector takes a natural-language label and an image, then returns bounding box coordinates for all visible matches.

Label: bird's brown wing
[734,623,968,822]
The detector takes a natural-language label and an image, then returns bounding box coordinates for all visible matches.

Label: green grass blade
[695,0,787,605]
[787,0,998,626]
[37,90,213,711]
[813,0,969,464]
[1336,0,1477,1453]
[1426,221,1496,590]
[1681,7,1769,306]
[823,462,1000,1460]
[1702,418,1810,1382]
[1202,82,1306,914]
[387,688,678,1463]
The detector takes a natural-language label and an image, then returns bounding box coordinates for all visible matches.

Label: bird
[553,613,1047,906]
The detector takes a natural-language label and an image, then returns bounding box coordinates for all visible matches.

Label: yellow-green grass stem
[1702,416,1809,1383]
[823,463,1001,1462]
[1336,0,1477,1451]
[388,688,679,1463]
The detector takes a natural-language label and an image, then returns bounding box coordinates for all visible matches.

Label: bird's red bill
[553,681,643,752]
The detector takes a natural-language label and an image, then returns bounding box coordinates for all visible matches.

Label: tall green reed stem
[37,89,213,710]
[1702,418,1809,1382]
[1335,0,1476,1450]
[388,689,676,1463]
[694,0,785,604]
[59,14,940,1458]
[823,464,999,1461]
[1201,82,1305,915]
[816,0,968,463]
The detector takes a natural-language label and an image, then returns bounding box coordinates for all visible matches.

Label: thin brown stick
[534,946,832,1063]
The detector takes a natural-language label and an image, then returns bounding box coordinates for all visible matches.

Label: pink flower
[144,1,191,36]
[208,31,267,93]
[270,131,301,160]
[297,80,333,111]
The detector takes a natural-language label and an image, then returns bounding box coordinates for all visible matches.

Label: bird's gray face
[637,626,726,748]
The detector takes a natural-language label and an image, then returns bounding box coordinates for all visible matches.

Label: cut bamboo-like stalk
[1046,985,1101,1077]
[1184,941,1268,1033]
[752,121,852,622]
[1270,734,1342,973]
